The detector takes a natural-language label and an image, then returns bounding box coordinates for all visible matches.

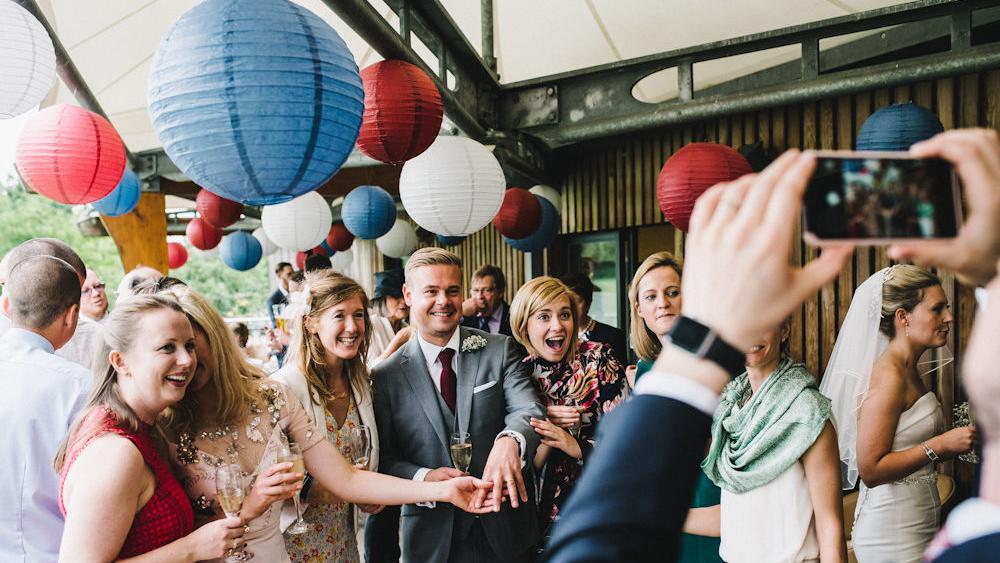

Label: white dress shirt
[55,314,101,369]
[634,370,721,416]
[0,328,90,562]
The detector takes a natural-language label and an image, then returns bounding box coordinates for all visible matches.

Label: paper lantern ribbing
[437,234,465,246]
[196,189,243,228]
[504,196,559,253]
[186,217,223,250]
[252,227,278,256]
[357,60,444,164]
[493,188,541,239]
[295,251,307,270]
[400,136,506,237]
[220,231,263,271]
[16,104,126,204]
[167,242,188,269]
[656,143,752,232]
[261,191,332,251]
[326,223,354,252]
[92,169,141,217]
[376,220,418,258]
[529,185,561,214]
[341,185,396,239]
[147,0,364,206]
[856,102,944,151]
[0,2,56,119]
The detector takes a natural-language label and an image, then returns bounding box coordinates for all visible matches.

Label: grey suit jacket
[372,326,544,563]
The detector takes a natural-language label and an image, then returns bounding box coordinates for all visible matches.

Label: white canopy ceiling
[35,0,911,154]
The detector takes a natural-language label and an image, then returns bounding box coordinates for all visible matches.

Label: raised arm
[802,421,846,563]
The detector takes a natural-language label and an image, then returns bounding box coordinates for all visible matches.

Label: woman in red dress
[55,295,245,561]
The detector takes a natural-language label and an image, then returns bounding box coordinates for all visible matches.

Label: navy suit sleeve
[544,394,712,563]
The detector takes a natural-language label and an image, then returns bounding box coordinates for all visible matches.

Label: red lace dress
[59,408,194,558]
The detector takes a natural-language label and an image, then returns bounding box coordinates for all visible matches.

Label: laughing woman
[509,276,627,547]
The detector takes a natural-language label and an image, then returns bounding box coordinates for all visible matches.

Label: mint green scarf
[702,358,832,494]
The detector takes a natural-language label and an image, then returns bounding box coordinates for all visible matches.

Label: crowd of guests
[2,127,1000,563]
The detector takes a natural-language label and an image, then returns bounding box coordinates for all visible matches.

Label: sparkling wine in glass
[279,442,312,535]
[215,463,253,562]
[349,425,372,467]
[567,399,582,438]
[450,432,472,473]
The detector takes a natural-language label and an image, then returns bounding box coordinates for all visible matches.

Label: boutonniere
[461,334,487,353]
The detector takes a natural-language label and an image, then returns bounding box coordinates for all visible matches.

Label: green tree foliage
[0,176,268,318]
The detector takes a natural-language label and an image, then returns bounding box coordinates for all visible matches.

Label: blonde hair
[629,251,683,362]
[509,276,580,360]
[294,270,372,405]
[405,247,462,282]
[55,295,186,471]
[154,284,263,435]
[880,265,942,338]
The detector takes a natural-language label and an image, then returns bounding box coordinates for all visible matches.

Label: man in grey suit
[372,248,544,563]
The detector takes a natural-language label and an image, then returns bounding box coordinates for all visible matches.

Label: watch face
[668,317,710,351]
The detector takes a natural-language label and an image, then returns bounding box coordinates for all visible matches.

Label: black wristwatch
[665,316,745,378]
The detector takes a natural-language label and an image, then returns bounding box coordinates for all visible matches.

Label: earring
[905,320,911,337]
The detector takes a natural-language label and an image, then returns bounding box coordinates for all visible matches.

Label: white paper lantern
[261,191,332,251]
[331,247,353,272]
[191,244,219,259]
[376,220,418,258]
[252,227,278,256]
[399,136,505,236]
[0,2,56,119]
[530,184,562,214]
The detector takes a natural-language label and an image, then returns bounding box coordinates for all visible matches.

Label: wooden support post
[101,192,168,274]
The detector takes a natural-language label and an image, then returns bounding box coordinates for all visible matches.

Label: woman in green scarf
[696,320,845,563]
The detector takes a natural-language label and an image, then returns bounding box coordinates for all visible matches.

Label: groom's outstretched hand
[474,436,526,511]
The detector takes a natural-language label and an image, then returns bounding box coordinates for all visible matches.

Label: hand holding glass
[215,464,253,562]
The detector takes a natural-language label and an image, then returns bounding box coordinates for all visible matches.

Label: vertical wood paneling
[802,101,821,376]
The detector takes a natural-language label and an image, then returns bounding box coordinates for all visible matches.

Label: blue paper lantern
[92,169,141,217]
[342,185,396,239]
[220,231,263,271]
[856,102,944,151]
[437,234,465,246]
[148,0,364,206]
[504,196,559,253]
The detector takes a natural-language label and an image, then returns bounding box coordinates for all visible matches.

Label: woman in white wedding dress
[820,265,974,563]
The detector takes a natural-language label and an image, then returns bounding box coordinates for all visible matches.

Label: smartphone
[803,151,961,245]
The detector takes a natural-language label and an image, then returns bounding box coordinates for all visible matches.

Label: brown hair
[55,295,186,471]
[5,255,81,330]
[294,270,372,405]
[405,247,462,283]
[472,264,506,294]
[628,251,683,362]
[509,276,580,360]
[880,265,942,338]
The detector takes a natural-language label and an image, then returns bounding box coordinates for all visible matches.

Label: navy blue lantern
[148,0,364,206]
[504,196,559,253]
[92,169,141,217]
[342,185,396,239]
[856,102,944,151]
[220,231,263,271]
[437,234,465,246]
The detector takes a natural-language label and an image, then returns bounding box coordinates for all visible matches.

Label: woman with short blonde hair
[628,251,683,382]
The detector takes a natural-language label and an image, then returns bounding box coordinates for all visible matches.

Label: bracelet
[921,441,940,462]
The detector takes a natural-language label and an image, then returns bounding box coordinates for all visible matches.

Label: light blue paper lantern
[342,185,396,239]
[856,102,944,151]
[92,169,141,217]
[437,234,465,246]
[220,231,263,271]
[504,196,559,253]
[148,0,364,206]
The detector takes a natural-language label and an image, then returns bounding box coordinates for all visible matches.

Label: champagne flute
[278,442,312,534]
[567,399,582,438]
[271,304,287,332]
[349,425,372,467]
[450,432,472,473]
[215,463,254,562]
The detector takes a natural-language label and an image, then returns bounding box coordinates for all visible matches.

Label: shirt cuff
[496,430,527,468]
[634,371,721,417]
[412,468,436,508]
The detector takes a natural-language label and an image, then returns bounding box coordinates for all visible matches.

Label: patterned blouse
[528,339,627,534]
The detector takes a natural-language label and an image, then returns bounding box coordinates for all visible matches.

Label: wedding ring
[719,198,741,211]
[504,479,515,484]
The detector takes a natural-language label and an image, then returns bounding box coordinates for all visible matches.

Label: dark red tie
[438,348,457,413]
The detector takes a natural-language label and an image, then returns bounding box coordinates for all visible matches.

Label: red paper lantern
[186,217,223,250]
[295,251,307,270]
[326,223,354,252]
[15,104,126,204]
[196,189,243,228]
[493,188,542,239]
[167,242,188,269]
[656,143,752,232]
[310,244,329,257]
[357,60,443,164]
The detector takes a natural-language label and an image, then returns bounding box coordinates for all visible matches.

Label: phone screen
[804,155,959,241]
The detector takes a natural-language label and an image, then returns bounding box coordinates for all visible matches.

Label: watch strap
[667,316,745,377]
